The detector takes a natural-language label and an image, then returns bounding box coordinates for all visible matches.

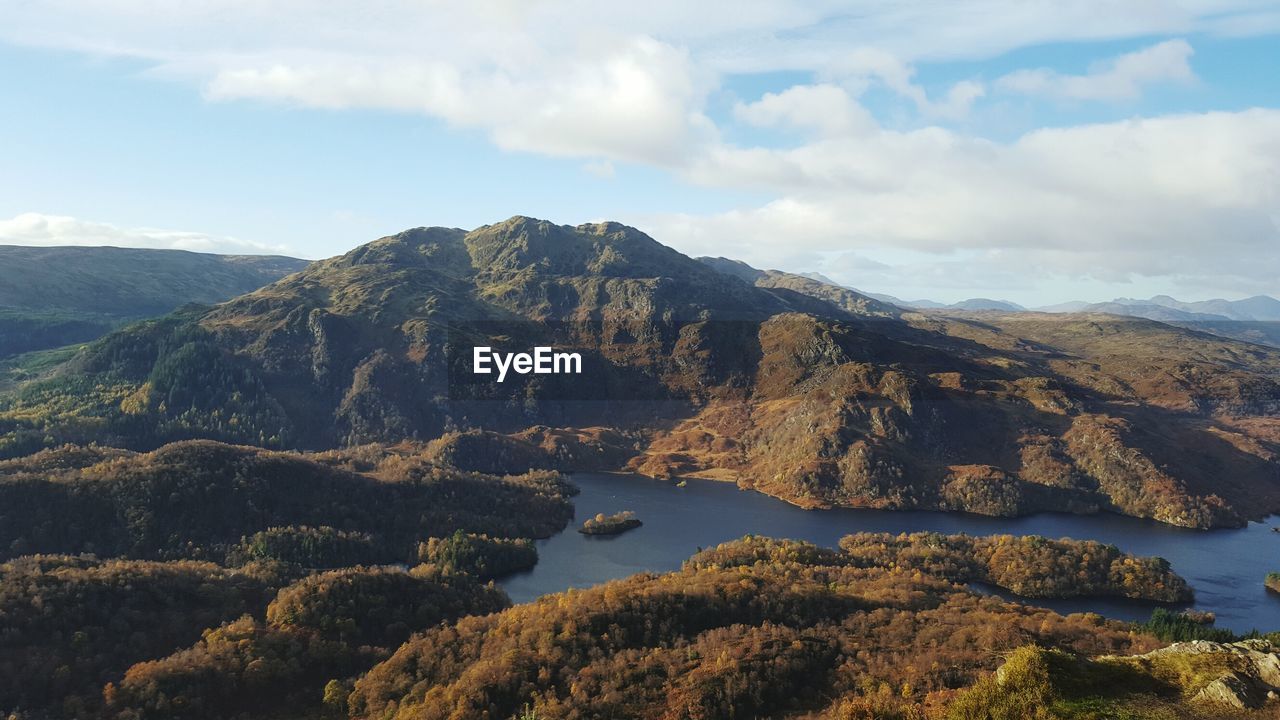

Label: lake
[499,472,1280,634]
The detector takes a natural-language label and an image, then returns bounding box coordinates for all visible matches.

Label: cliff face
[4,216,1279,528]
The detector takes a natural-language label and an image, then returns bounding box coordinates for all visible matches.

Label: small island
[1266,572,1280,594]
[579,511,642,536]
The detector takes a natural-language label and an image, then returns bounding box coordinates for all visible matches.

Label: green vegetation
[1267,572,1280,594]
[946,640,1280,719]
[0,244,306,359]
[0,312,293,457]
[0,342,88,393]
[579,510,642,535]
[946,645,1152,720]
[417,530,538,578]
[228,526,381,568]
[1139,608,1240,643]
[4,219,1280,719]
[107,615,356,719]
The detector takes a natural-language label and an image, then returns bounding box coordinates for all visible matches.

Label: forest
[0,438,577,718]
[0,440,574,562]
[835,532,1192,602]
[349,536,1162,720]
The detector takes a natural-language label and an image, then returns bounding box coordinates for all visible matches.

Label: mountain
[798,270,840,284]
[1147,294,1280,321]
[696,257,900,318]
[1035,295,1280,348]
[948,297,1027,311]
[868,292,1280,320]
[1078,301,1226,323]
[1036,300,1091,313]
[3,217,1279,529]
[824,287,1025,312]
[1042,295,1280,322]
[850,289,948,308]
[0,245,309,358]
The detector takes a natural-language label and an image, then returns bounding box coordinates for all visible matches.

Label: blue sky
[1,2,1278,306]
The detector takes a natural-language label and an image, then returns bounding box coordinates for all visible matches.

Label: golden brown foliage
[837,532,1192,602]
[0,440,574,562]
[0,555,270,715]
[348,537,1154,720]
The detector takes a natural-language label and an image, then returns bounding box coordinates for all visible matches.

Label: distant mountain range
[802,279,1280,348]
[855,286,1274,317]
[837,286,1029,312]
[0,245,308,358]
[848,289,1280,320]
[1050,294,1280,321]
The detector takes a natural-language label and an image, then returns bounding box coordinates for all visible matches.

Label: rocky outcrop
[1142,639,1280,709]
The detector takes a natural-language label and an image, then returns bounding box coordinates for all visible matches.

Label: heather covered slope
[0,245,308,358]
[2,217,1278,527]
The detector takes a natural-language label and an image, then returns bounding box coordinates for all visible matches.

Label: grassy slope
[0,245,308,358]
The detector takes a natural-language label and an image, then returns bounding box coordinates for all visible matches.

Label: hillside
[0,245,308,358]
[2,217,1279,528]
[0,439,575,562]
[348,536,1166,720]
[631,307,1280,528]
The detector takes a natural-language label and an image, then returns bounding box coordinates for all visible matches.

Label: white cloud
[0,1,1265,164]
[582,160,616,179]
[734,84,877,137]
[201,37,717,166]
[1,1,1277,300]
[997,39,1196,101]
[823,48,986,120]
[638,108,1280,297]
[0,213,291,255]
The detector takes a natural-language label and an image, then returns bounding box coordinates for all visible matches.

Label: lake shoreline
[499,472,1280,634]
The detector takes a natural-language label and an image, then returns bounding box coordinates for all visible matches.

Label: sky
[1,1,1278,306]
